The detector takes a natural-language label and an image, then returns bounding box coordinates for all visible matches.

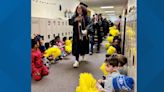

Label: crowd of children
[31,34,72,81]
[76,26,135,92]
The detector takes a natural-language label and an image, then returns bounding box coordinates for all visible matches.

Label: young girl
[31,39,49,81]
[55,36,66,58]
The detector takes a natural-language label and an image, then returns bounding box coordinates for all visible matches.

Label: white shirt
[104,72,120,92]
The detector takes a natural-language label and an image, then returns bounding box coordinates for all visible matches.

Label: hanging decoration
[32,0,56,5]
[64,9,68,18]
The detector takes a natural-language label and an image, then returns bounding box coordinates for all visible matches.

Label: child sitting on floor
[117,54,128,76]
[97,54,120,92]
[55,36,66,58]
[44,41,62,64]
[31,39,49,81]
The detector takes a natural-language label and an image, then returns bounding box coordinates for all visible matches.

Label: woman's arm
[69,15,76,26]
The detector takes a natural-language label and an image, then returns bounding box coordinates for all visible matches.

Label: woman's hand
[75,16,82,22]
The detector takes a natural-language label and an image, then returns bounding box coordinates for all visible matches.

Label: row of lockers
[32,17,73,42]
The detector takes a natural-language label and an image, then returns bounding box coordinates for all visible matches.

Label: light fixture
[100,6,114,9]
[107,14,115,16]
[105,11,115,13]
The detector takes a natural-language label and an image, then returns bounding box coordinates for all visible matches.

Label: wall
[124,0,137,91]
[32,0,80,19]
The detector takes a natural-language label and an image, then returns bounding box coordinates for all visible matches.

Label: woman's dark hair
[63,37,67,42]
[75,5,87,17]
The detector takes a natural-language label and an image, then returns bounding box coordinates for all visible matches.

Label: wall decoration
[53,21,56,26]
[58,21,60,25]
[48,21,51,26]
[58,33,60,36]
[48,35,50,39]
[53,34,55,38]
[64,10,68,17]
[62,33,64,36]
[68,10,73,19]
[32,0,56,5]
[59,4,62,11]
[62,22,64,25]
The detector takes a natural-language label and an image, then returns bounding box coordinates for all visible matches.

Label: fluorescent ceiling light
[105,11,115,13]
[100,6,114,9]
[107,13,115,15]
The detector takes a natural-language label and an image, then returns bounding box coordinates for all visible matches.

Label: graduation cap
[79,2,88,8]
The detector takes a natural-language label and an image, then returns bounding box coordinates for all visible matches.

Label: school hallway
[32,46,106,92]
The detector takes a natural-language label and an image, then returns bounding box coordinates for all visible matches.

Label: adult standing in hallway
[70,5,91,68]
[103,18,109,37]
[96,14,103,53]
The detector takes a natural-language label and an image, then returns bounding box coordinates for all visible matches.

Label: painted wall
[32,0,80,19]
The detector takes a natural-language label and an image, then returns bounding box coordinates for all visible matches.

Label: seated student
[33,35,46,53]
[112,75,134,92]
[38,36,46,53]
[62,37,67,44]
[31,39,49,81]
[65,37,72,46]
[44,41,62,63]
[112,37,121,54]
[55,36,66,58]
[117,54,128,76]
[97,54,120,92]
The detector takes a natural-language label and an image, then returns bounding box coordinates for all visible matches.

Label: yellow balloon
[106,36,114,43]
[104,43,110,49]
[110,29,119,36]
[100,63,109,76]
[107,46,116,55]
[65,46,72,53]
[65,40,72,46]
[44,47,61,58]
[76,73,98,92]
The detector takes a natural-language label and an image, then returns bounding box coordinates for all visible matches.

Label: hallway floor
[32,47,106,92]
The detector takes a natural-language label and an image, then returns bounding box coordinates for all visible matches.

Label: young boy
[97,54,120,92]
[117,54,128,76]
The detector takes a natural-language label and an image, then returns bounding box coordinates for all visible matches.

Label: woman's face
[77,6,82,15]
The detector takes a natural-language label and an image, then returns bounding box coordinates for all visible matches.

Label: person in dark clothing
[69,4,91,68]
[96,14,103,53]
[88,19,95,55]
[103,18,109,36]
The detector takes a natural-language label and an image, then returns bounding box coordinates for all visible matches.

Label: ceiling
[79,0,128,17]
